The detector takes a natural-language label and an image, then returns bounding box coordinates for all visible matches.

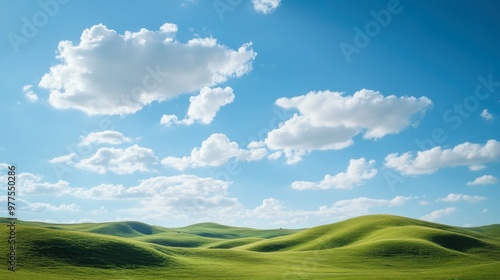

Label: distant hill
[239,215,499,254]
[1,215,499,279]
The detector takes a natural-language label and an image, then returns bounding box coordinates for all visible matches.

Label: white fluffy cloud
[247,196,413,225]
[23,202,80,212]
[161,87,234,126]
[70,174,230,200]
[78,130,132,146]
[317,196,413,219]
[23,84,39,102]
[76,145,157,174]
[0,172,69,195]
[438,193,486,203]
[480,109,494,121]
[52,145,157,174]
[467,175,498,186]
[291,158,377,190]
[385,140,500,175]
[161,133,267,170]
[420,207,456,222]
[125,175,241,221]
[252,0,281,14]
[266,89,432,163]
[38,23,255,115]
[69,175,245,224]
[70,183,128,200]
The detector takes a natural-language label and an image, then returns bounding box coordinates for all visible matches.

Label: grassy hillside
[240,215,499,254]
[1,215,499,279]
[468,224,500,238]
[178,222,299,239]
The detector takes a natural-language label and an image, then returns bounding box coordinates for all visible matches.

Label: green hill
[1,215,499,279]
[11,225,173,268]
[467,224,500,238]
[178,222,299,239]
[134,231,225,248]
[82,221,162,237]
[240,215,499,255]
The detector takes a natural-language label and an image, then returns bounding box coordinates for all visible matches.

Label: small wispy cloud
[23,85,39,103]
[437,193,486,203]
[78,130,132,146]
[480,109,494,121]
[420,207,456,222]
[467,175,497,186]
[252,0,281,14]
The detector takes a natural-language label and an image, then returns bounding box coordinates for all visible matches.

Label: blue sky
[1,0,499,228]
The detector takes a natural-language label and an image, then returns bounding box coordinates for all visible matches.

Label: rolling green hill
[239,215,499,254]
[1,215,499,279]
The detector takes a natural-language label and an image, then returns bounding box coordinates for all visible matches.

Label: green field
[1,214,499,279]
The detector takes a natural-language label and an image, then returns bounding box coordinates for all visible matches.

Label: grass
[0,214,499,279]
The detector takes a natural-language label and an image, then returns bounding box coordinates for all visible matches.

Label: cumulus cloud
[52,145,157,174]
[70,174,230,199]
[75,145,157,174]
[385,140,500,175]
[0,172,69,195]
[248,196,413,225]
[70,183,128,200]
[420,207,456,222]
[316,196,413,219]
[252,0,281,14]
[23,84,39,102]
[265,89,432,163]
[73,175,245,224]
[161,133,267,170]
[160,87,234,126]
[437,193,486,203]
[480,109,494,121]
[291,158,377,190]
[38,23,255,115]
[467,175,498,186]
[23,202,80,212]
[78,130,132,146]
